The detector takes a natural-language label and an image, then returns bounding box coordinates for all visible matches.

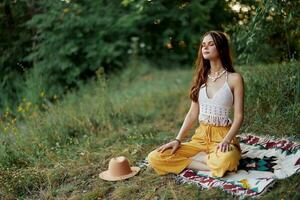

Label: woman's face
[201,34,219,60]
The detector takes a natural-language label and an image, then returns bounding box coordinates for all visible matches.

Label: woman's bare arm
[223,73,244,143]
[175,100,199,142]
[157,100,199,154]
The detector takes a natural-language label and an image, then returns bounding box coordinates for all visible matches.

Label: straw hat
[99,156,140,181]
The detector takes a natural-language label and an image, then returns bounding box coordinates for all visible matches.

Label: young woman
[147,30,244,177]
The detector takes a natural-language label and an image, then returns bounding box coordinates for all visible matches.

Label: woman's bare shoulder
[228,72,244,84]
[228,72,244,90]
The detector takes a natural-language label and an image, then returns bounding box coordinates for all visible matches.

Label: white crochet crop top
[198,71,233,126]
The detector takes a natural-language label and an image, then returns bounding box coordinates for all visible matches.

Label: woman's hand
[157,140,180,154]
[217,140,231,153]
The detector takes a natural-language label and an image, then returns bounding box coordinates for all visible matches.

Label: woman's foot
[188,152,210,171]
[188,160,210,171]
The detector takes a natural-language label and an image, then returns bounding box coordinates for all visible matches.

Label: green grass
[0,61,299,199]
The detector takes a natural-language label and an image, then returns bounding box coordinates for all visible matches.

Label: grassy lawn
[0,61,299,199]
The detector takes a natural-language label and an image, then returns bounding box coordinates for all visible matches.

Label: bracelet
[174,139,181,145]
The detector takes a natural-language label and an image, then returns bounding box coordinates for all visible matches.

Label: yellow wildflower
[63,8,70,13]
[40,91,45,98]
[17,106,24,113]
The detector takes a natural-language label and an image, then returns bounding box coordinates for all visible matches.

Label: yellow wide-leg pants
[147,123,241,177]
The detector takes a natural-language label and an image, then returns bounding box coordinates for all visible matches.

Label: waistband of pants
[199,122,232,128]
[198,122,233,157]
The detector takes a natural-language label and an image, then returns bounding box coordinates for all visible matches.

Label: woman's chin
[203,55,218,61]
[203,56,210,60]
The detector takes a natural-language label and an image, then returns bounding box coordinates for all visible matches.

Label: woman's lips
[203,51,210,54]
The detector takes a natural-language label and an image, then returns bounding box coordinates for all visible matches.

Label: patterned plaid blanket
[140,134,300,198]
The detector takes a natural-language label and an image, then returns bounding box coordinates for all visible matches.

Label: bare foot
[188,152,210,171]
[188,160,210,171]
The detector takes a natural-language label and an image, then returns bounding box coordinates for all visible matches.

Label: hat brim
[99,166,140,181]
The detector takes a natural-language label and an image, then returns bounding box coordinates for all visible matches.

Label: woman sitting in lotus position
[147,30,244,177]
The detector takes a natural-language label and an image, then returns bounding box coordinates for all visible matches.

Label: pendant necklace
[208,69,226,82]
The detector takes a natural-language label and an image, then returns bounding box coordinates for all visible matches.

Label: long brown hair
[189,30,236,102]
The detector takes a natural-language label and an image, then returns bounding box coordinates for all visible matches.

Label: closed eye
[202,41,215,46]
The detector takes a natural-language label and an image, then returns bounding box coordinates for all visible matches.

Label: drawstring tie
[204,124,212,159]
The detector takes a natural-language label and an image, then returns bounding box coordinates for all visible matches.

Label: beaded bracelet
[174,139,181,145]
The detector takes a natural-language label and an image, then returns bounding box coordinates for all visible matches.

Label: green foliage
[24,0,137,103]
[24,0,233,101]
[126,0,234,66]
[1,0,235,110]
[0,1,33,109]
[226,0,300,64]
[1,0,300,112]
